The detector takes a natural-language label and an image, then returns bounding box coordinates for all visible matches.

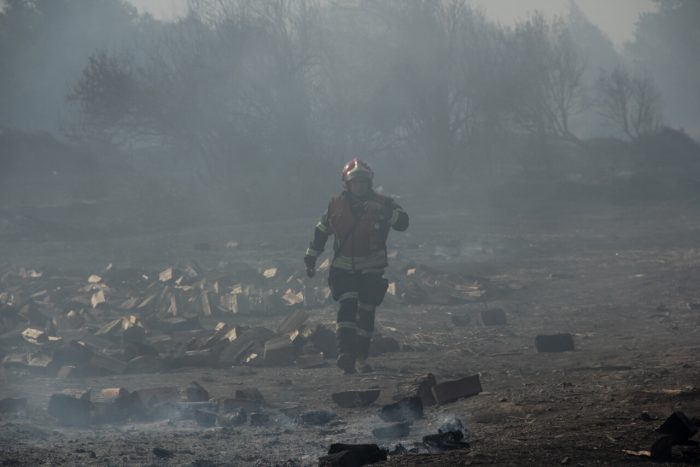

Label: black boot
[336,327,357,374]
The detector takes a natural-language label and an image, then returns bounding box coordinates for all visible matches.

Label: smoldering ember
[1,1,700,466]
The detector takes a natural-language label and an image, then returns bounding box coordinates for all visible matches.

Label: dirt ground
[1,200,700,466]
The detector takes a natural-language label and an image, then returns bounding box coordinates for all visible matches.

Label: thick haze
[1,0,699,229]
[128,0,655,48]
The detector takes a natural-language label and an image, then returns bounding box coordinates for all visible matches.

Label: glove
[304,256,316,278]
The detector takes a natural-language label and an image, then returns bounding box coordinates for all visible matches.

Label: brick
[21,327,47,344]
[535,333,575,352]
[480,308,507,325]
[276,309,309,335]
[431,374,482,405]
[263,337,296,366]
[331,390,380,408]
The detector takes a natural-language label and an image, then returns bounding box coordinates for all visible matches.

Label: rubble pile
[0,262,401,377]
[0,260,497,378]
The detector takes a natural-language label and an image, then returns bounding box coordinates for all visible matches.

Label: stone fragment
[21,327,47,344]
[263,337,296,366]
[90,290,106,308]
[535,333,575,352]
[276,309,309,335]
[331,390,380,408]
[431,374,482,405]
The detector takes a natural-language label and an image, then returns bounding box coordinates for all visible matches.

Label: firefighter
[304,158,409,374]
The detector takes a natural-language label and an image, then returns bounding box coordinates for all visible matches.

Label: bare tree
[508,14,588,144]
[597,64,663,140]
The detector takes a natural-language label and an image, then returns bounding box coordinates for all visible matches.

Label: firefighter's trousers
[328,267,389,359]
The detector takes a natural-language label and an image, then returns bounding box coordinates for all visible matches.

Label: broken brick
[276,309,309,335]
[263,337,296,366]
[431,374,482,405]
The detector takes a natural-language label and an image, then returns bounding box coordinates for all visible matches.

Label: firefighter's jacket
[305,190,409,272]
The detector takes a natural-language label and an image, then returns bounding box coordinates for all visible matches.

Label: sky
[126,0,657,49]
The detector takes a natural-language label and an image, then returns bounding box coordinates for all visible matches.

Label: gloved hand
[364,200,393,221]
[304,256,316,278]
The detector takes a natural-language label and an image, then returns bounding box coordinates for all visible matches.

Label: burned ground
[1,200,699,466]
